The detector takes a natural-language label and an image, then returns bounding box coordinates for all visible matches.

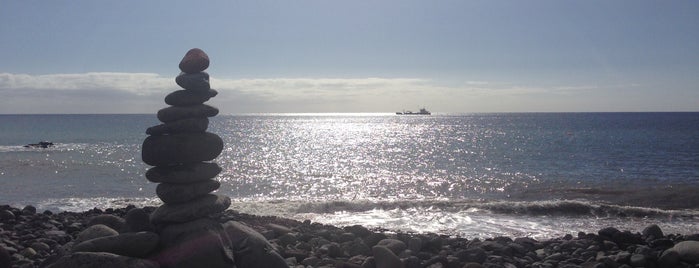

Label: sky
[0,0,697,114]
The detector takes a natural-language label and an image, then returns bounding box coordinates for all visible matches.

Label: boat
[396,108,431,115]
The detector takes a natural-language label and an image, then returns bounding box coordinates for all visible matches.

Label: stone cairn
[140,48,237,267]
[45,48,288,268]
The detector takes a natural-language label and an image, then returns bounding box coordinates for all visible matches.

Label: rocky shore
[2,204,699,268]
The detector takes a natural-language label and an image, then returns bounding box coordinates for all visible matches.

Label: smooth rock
[72,232,159,257]
[372,245,404,268]
[124,208,153,233]
[642,224,664,239]
[156,179,221,204]
[46,252,158,268]
[658,249,680,267]
[0,246,9,268]
[175,72,210,91]
[154,218,234,268]
[21,205,36,215]
[223,221,289,268]
[157,104,218,123]
[456,247,487,263]
[146,117,209,135]
[377,238,407,255]
[165,89,218,106]
[87,214,125,232]
[141,132,223,167]
[150,194,231,224]
[74,224,118,245]
[672,240,699,263]
[0,210,14,221]
[146,162,222,184]
[179,48,210,74]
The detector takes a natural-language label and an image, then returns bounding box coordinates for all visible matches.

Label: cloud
[1,72,667,113]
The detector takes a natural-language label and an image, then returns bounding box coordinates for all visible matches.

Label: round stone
[179,48,210,74]
[72,232,160,258]
[156,179,221,204]
[141,132,223,167]
[146,117,209,135]
[175,72,210,91]
[165,89,218,106]
[150,194,231,225]
[146,162,222,184]
[157,104,218,123]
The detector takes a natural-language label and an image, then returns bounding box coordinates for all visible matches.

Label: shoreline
[2,204,699,267]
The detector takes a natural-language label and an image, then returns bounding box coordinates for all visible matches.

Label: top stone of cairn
[179,48,210,74]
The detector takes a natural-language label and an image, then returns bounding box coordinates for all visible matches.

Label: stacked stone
[142,48,230,225]
[141,48,235,267]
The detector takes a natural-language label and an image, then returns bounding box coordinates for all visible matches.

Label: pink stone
[178,48,210,74]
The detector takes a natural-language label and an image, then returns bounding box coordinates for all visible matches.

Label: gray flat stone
[156,179,221,204]
[146,117,209,135]
[150,194,231,225]
[141,132,223,167]
[165,89,218,106]
[146,162,222,184]
[157,104,218,123]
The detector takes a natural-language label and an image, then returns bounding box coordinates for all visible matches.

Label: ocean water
[1,113,698,239]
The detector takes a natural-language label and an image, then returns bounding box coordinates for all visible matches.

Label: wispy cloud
[0,72,663,113]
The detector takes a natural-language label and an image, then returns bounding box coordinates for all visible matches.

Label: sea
[1,113,698,239]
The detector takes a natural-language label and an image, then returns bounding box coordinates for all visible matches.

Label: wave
[289,199,699,220]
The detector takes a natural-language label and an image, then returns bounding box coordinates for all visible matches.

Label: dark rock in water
[157,104,218,123]
[74,224,119,245]
[150,194,231,225]
[598,227,621,239]
[146,117,209,135]
[223,221,289,268]
[46,252,158,268]
[165,88,218,106]
[154,218,234,268]
[22,205,37,215]
[146,162,222,184]
[179,48,210,74]
[124,208,153,233]
[87,214,125,232]
[156,179,221,204]
[142,132,223,166]
[175,72,210,91]
[72,232,159,258]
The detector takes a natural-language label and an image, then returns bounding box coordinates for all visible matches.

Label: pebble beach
[2,204,699,268]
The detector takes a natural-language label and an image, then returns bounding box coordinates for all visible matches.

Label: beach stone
[146,117,209,135]
[146,162,222,184]
[165,89,218,106]
[0,210,14,221]
[223,221,289,268]
[456,247,488,263]
[21,205,36,215]
[156,179,221,204]
[124,208,153,233]
[157,104,219,123]
[150,194,231,225]
[74,224,118,244]
[642,224,664,239]
[0,246,9,268]
[154,218,234,268]
[372,245,404,268]
[671,240,699,263]
[46,252,158,268]
[175,72,210,91]
[658,249,680,267]
[87,214,125,232]
[142,132,223,166]
[179,48,209,74]
[377,238,407,255]
[72,231,159,257]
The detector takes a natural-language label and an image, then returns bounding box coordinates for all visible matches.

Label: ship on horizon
[396,107,431,115]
